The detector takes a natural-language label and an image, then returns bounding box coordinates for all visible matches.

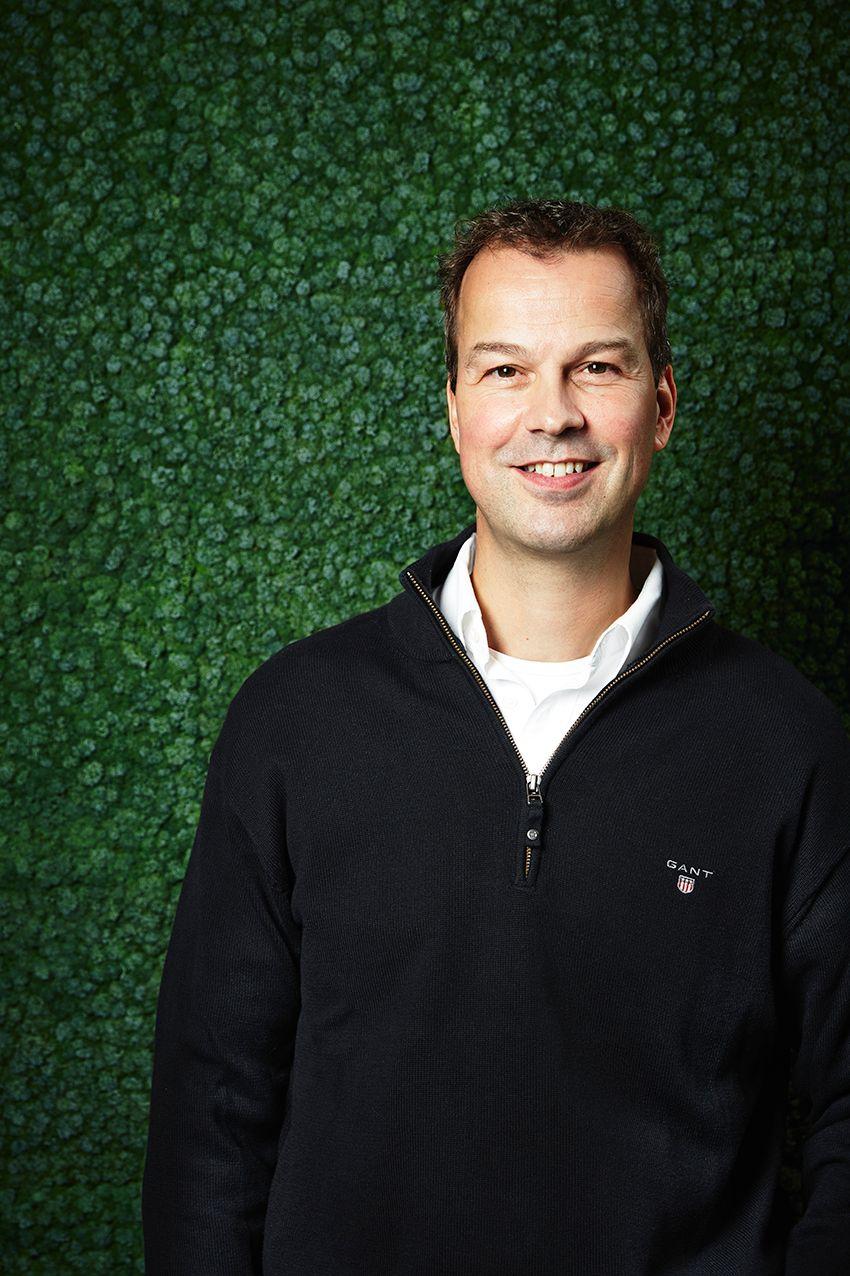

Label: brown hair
[436,197,672,392]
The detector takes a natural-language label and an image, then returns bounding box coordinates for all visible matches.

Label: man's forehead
[465,241,633,282]
[457,245,642,341]
[461,245,634,312]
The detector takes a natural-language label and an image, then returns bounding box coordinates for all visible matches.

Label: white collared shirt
[432,531,665,775]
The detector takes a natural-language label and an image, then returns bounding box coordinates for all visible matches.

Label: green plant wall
[2,0,848,1269]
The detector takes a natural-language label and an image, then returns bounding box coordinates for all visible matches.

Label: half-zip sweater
[142,520,850,1276]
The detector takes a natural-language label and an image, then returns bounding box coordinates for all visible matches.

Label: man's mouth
[512,460,601,490]
[515,460,600,475]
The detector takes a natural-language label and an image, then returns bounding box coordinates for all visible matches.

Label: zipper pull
[519,773,544,885]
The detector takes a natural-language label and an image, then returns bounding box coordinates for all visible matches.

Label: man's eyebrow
[463,338,643,369]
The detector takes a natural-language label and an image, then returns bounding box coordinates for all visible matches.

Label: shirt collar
[437,531,664,676]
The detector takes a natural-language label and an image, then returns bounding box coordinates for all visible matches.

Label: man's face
[446,245,676,557]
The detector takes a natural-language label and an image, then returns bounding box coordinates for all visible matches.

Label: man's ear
[446,377,460,454]
[653,364,677,452]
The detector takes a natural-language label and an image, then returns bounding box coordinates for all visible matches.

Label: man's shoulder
[224,598,396,720]
[707,618,848,743]
[268,600,388,666]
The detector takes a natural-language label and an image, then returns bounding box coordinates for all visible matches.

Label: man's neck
[469,520,650,663]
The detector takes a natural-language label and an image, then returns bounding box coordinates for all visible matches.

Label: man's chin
[481,513,604,559]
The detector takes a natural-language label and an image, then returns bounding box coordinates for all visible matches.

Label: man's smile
[512,460,602,491]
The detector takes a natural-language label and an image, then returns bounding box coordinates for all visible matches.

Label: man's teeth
[521,461,593,476]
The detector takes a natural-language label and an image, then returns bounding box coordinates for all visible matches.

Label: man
[142,198,850,1274]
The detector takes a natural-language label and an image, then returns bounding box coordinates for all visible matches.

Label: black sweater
[141,521,850,1275]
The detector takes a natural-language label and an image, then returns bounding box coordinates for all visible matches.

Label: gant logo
[666,859,714,895]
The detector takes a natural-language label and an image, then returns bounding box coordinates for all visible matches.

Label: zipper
[405,568,713,886]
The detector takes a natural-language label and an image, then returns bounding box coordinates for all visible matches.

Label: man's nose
[530,370,585,433]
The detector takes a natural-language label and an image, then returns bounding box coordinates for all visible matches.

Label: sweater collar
[385,519,716,663]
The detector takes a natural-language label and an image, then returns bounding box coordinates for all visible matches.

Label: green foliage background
[2,0,848,1268]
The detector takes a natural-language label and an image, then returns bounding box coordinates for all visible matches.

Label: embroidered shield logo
[677,874,695,893]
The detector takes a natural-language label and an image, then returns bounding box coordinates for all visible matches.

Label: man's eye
[484,362,616,380]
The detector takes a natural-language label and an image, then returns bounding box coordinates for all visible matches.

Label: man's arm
[141,689,301,1274]
[779,708,850,1274]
